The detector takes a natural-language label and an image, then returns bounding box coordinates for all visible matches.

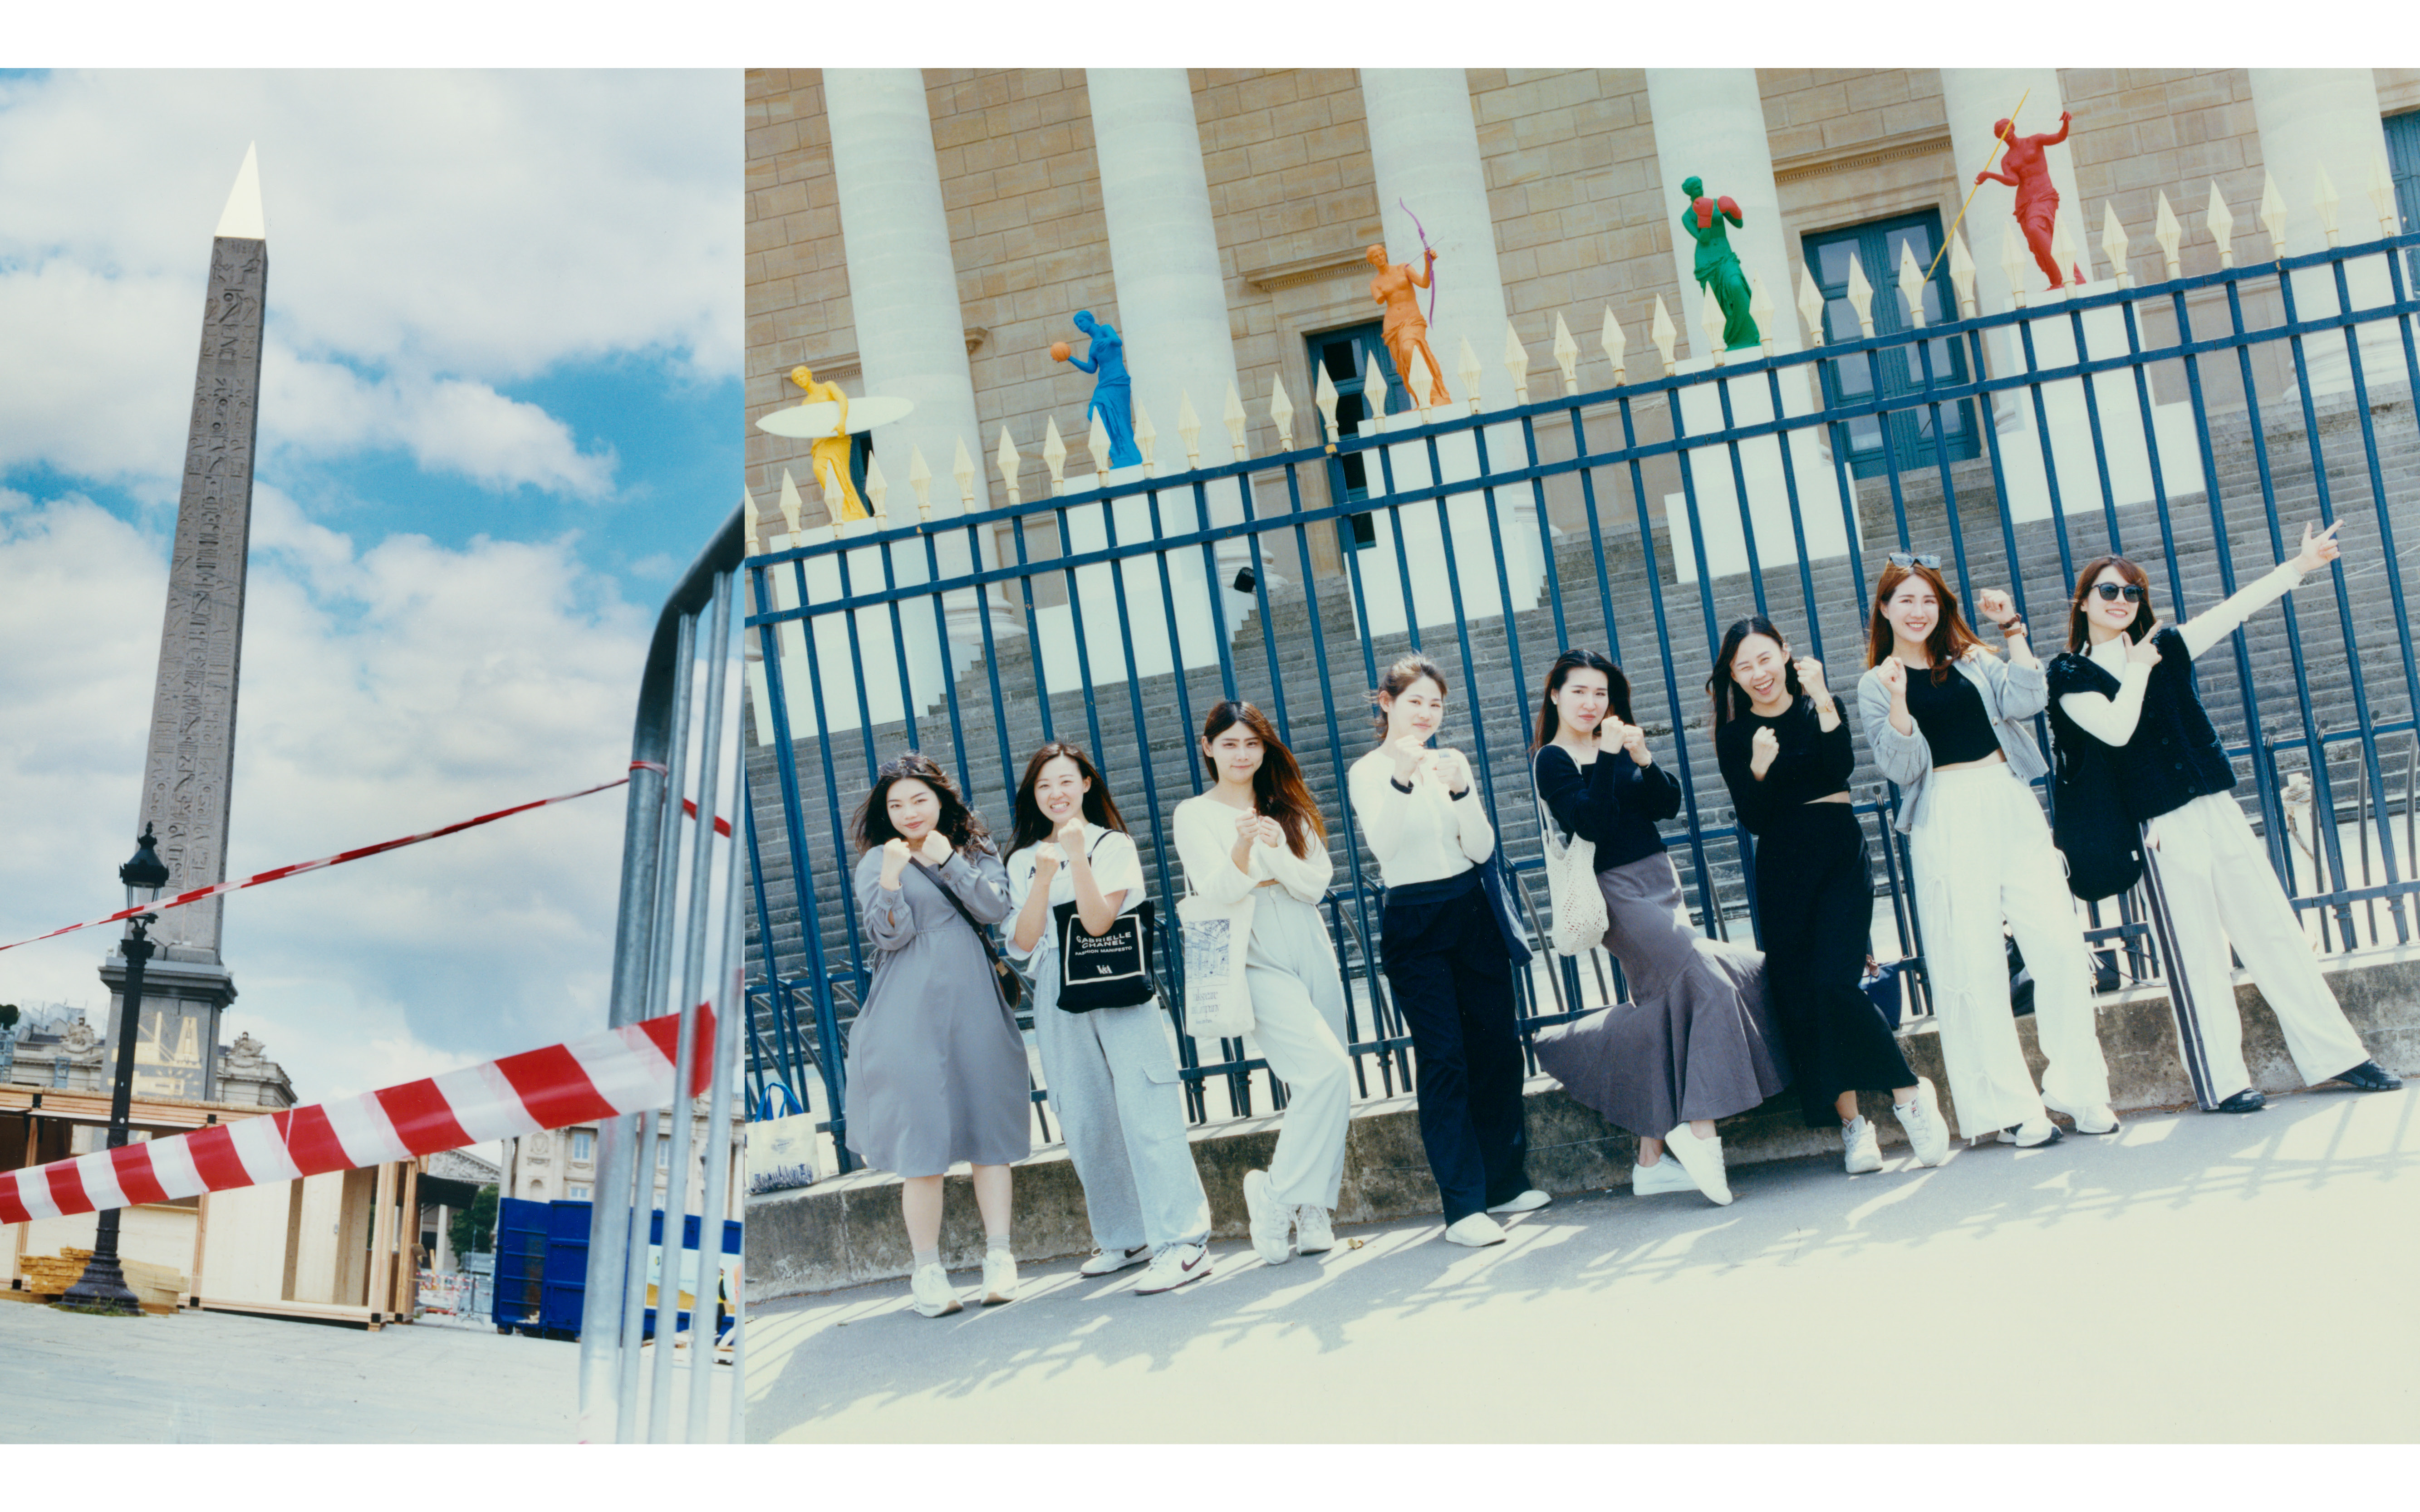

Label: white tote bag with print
[1536,793,1608,957]
[1176,881,1256,1039]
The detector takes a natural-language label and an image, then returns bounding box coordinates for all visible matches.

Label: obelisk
[100,145,269,1106]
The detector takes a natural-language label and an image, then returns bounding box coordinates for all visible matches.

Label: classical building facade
[0,1004,293,1111]
[499,1097,746,1217]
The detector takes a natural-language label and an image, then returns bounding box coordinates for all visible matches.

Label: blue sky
[0,69,740,1103]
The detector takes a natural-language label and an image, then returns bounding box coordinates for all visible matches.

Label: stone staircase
[745,389,2420,1049]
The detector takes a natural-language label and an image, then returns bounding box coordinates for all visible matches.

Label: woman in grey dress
[845,752,1030,1318]
[1526,650,1789,1206]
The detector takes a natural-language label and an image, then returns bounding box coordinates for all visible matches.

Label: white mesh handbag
[1536,790,1607,958]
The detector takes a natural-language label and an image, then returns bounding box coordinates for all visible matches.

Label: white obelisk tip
[215,142,266,241]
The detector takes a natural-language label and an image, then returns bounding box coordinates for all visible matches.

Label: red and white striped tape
[0,765,729,955]
[0,1004,715,1226]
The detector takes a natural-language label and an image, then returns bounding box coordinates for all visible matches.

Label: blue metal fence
[742,228,2420,1174]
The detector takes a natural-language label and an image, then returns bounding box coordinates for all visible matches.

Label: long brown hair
[1006,742,1128,858]
[853,751,994,855]
[1865,559,1983,684]
[1535,648,1631,747]
[1201,700,1326,858]
[2065,555,2156,652]
[1371,652,1451,741]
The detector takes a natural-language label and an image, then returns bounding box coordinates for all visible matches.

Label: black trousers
[1381,876,1532,1222]
[1753,803,1917,1128]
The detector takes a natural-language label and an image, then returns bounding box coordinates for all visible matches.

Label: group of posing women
[835,523,2401,1317]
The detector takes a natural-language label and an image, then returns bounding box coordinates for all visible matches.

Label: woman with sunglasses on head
[1171,702,1355,1269]
[1004,742,1215,1297]
[1528,649,1788,1205]
[1855,554,2118,1148]
[1711,621,1949,1174]
[2047,523,2400,1112]
[847,752,1027,1318]
[1349,654,1549,1247]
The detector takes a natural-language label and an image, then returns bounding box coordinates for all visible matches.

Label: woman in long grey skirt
[1004,742,1214,1297]
[844,752,1030,1318]
[1527,650,1789,1205]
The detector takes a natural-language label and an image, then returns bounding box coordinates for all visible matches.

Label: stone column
[1644,69,1801,363]
[2249,69,2401,400]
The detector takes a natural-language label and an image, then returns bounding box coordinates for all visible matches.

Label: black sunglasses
[2091,583,2145,603]
[1885,551,1941,569]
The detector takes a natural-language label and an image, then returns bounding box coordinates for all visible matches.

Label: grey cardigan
[1856,649,2050,833]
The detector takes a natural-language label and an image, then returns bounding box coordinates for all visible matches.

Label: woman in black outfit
[1711,619,1949,1173]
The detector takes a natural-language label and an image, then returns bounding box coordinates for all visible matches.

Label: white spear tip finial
[216,142,266,240]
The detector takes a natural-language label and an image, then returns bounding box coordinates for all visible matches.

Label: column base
[59,1254,142,1316]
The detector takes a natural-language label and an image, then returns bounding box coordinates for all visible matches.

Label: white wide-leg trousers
[1241,891,1355,1210]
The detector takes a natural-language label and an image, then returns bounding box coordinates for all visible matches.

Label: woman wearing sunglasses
[1856,553,2117,1148]
[2047,524,2401,1113]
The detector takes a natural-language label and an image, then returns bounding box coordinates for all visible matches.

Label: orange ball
[1050,340,1072,362]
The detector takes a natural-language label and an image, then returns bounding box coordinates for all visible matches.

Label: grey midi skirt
[1530,850,1790,1138]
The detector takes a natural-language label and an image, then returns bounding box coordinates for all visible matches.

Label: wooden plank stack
[20,1248,187,1313]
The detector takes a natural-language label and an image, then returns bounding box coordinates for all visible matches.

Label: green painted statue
[1679,175,1759,351]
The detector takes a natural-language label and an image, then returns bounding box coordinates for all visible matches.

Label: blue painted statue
[1053,310,1142,469]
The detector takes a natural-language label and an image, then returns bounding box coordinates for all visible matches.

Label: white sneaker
[1662,1124,1734,1205]
[1132,1242,1212,1295]
[1630,1157,1698,1196]
[1486,1189,1551,1214]
[909,1262,962,1318]
[1442,1212,1507,1247]
[1893,1077,1951,1167]
[1842,1116,1882,1174]
[980,1249,1018,1306]
[1293,1204,1336,1254]
[2043,1093,2121,1135]
[1079,1244,1150,1277]
[2000,1117,2065,1148]
[1242,1169,1293,1266]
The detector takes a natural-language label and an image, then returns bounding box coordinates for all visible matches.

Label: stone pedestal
[1663,357,1855,583]
[99,947,237,1104]
[1987,279,2206,523]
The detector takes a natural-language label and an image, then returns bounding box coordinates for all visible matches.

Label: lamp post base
[59,1254,142,1316]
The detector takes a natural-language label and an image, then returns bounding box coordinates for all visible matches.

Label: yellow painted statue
[790,364,867,522]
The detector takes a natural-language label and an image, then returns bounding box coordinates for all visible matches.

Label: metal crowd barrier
[743,225,2420,1175]
[579,505,747,1443]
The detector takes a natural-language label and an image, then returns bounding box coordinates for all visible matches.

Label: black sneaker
[2212,1088,2267,1114]
[2330,1060,2403,1092]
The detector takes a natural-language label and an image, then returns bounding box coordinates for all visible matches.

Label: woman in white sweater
[1347,654,1548,1248]
[1170,701,1355,1268]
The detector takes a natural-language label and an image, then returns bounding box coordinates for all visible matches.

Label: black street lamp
[60,826,172,1316]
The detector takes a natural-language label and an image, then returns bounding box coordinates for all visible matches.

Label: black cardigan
[1534,743,1682,871]
[2045,626,2237,822]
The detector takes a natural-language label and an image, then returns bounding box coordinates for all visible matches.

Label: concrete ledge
[744,942,2420,1302]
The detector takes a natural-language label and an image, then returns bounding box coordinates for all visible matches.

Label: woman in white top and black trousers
[1855,554,2119,1149]
[1004,742,1215,1297]
[1347,654,1549,1248]
[2046,522,2401,1113]
[1169,701,1355,1268]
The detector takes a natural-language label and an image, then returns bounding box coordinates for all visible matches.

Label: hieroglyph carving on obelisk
[140,144,267,960]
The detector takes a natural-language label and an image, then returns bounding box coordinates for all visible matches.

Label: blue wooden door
[1802,210,1980,479]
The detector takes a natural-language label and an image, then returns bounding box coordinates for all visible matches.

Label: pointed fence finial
[216,142,266,240]
[1223,382,1249,457]
[2051,209,2087,289]
[2205,181,2237,270]
[1948,230,1978,318]
[1454,336,1483,412]
[1796,265,1828,343]
[994,426,1022,508]
[1600,306,1629,385]
[1844,253,1875,336]
[2313,163,2341,248]
[865,455,890,521]
[908,445,934,523]
[952,435,978,509]
[1314,367,1340,449]
[1363,352,1390,434]
[1041,416,1067,495]
[819,469,846,538]
[1133,401,1158,473]
[2369,149,2400,237]
[1502,323,1531,405]
[2000,221,2030,309]
[1749,276,1776,357]
[1086,412,1112,478]
[1269,373,1297,449]
[778,467,805,538]
[1699,286,1728,365]
[1896,241,1929,328]
[1176,389,1203,467]
[1551,312,1580,395]
[2100,203,2133,289]
[1649,295,1677,375]
[2260,172,2289,260]
[742,490,760,555]
[2154,191,2183,281]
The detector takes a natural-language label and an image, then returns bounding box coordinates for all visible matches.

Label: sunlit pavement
[744,1084,2416,1443]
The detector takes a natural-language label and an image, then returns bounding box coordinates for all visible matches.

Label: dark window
[1304,321,1409,549]
[1801,210,1981,479]
[2387,110,2420,287]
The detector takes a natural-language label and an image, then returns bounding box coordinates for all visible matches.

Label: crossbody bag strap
[915,856,1012,970]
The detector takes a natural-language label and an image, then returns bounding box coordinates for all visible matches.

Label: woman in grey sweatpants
[1005,742,1215,1297]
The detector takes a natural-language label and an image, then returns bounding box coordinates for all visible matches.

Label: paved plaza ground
[744,1084,2418,1443]
[0,1301,732,1443]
